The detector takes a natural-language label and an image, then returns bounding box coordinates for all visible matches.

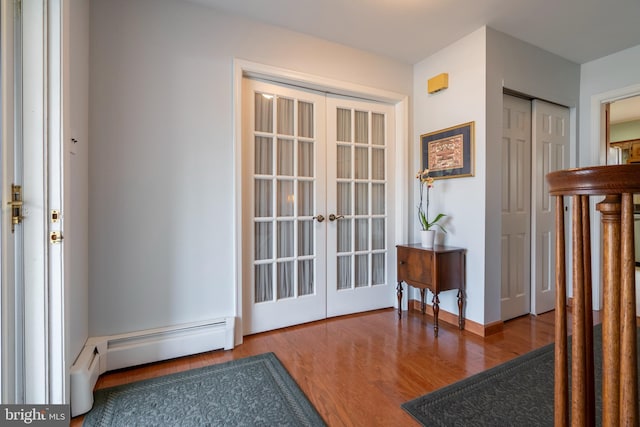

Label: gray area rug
[403,324,639,426]
[83,352,326,427]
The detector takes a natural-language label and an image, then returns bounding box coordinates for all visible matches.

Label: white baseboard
[69,317,235,417]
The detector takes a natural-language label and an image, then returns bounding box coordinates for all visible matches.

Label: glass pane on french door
[242,78,327,335]
[326,96,396,318]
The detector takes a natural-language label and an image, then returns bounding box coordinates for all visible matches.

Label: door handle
[329,214,344,222]
[313,215,325,223]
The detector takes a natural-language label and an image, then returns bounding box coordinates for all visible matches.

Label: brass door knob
[313,215,325,223]
[329,214,344,221]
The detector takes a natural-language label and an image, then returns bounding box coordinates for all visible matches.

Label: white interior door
[242,79,328,335]
[531,99,570,314]
[326,96,396,317]
[501,95,532,320]
[1,0,66,402]
[242,80,396,334]
[1,0,22,402]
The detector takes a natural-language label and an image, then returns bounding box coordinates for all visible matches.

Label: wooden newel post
[571,194,588,427]
[620,193,638,427]
[546,164,640,427]
[554,195,568,427]
[597,195,621,427]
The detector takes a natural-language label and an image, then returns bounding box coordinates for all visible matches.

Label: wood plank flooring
[71,308,594,426]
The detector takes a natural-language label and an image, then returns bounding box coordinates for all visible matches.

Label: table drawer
[397,246,433,284]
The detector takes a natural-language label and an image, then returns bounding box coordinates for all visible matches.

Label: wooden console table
[396,244,465,337]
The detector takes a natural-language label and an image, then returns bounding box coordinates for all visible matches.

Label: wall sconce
[427,73,448,94]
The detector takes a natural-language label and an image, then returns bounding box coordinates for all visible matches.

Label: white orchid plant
[416,169,447,232]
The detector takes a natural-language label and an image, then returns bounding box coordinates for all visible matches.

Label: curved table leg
[432,293,440,337]
[457,289,464,330]
[396,282,403,318]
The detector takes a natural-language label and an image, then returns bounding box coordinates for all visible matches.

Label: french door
[325,96,396,317]
[242,78,395,335]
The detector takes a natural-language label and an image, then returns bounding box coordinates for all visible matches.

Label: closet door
[501,95,532,320]
[531,99,569,314]
[501,95,570,318]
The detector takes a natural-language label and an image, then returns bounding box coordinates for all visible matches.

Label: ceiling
[188,0,640,65]
[610,96,640,125]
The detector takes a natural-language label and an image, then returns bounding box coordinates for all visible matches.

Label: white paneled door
[500,95,570,320]
[242,79,395,334]
[501,95,532,320]
[531,99,569,315]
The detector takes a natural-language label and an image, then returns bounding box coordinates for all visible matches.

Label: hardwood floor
[71,308,596,426]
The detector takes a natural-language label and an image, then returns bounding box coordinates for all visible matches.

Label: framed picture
[421,121,475,179]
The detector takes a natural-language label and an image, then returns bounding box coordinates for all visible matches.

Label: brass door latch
[50,231,63,244]
[50,210,63,243]
[8,184,23,233]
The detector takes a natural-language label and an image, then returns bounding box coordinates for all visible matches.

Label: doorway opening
[605,95,640,268]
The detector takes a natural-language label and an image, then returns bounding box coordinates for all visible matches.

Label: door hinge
[8,184,23,233]
[50,231,63,244]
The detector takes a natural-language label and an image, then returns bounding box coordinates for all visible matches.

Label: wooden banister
[546,164,640,426]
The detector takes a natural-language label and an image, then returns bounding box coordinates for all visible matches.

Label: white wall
[580,44,640,166]
[579,44,640,311]
[610,120,640,142]
[66,0,90,376]
[412,27,580,326]
[89,0,412,336]
[485,28,580,322]
[89,0,627,339]
[413,28,487,325]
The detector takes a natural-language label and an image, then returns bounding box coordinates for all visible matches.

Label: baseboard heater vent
[70,317,235,417]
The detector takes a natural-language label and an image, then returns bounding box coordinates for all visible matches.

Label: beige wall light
[427,73,448,94]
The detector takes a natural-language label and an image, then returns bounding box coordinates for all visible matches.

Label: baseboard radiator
[70,317,235,417]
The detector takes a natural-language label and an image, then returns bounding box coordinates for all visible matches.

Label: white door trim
[232,59,408,345]
[46,0,66,404]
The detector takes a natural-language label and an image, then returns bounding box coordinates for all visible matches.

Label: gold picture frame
[420,121,475,179]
